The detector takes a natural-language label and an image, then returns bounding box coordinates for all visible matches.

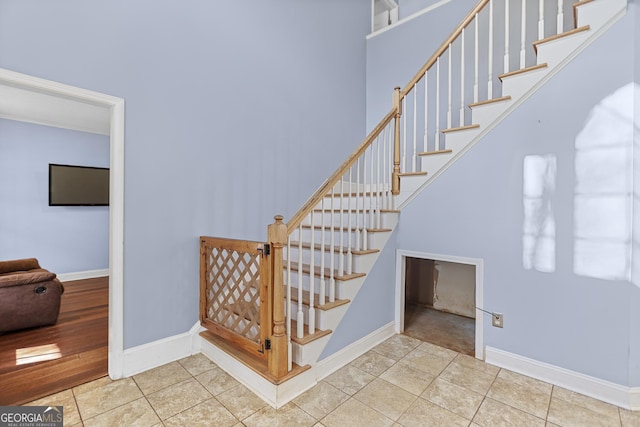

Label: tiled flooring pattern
[28,335,640,426]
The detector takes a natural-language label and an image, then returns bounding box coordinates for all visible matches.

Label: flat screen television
[49,163,110,206]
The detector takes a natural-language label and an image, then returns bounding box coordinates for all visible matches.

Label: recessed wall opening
[396,251,483,359]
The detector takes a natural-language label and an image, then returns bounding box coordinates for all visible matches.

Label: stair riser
[576,0,626,30]
[291,334,331,366]
[420,152,454,174]
[470,101,512,129]
[294,228,390,250]
[443,128,482,152]
[284,273,366,301]
[500,68,548,100]
[285,249,377,274]
[289,301,349,331]
[535,32,590,69]
[302,211,399,229]
[317,195,394,212]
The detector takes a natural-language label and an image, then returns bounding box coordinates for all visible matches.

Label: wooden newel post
[392,86,402,195]
[267,215,288,378]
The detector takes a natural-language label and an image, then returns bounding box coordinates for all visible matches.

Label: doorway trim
[395,249,484,359]
[0,68,125,378]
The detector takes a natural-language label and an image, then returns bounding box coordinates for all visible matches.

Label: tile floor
[27,334,640,427]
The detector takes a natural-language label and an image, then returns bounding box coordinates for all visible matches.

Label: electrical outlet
[492,312,503,328]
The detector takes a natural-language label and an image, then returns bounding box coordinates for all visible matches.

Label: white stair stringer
[396,0,627,210]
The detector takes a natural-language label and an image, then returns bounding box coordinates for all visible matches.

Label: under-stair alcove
[395,250,484,360]
[404,257,476,356]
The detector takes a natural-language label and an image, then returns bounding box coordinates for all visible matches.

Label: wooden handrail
[399,0,490,99]
[286,108,397,233]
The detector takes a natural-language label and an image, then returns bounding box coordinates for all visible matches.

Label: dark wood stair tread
[285,286,350,310]
[289,320,332,345]
[200,330,310,385]
[289,241,380,256]
[285,261,366,281]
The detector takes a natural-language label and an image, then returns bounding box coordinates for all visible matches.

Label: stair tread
[532,25,590,53]
[313,208,399,213]
[418,149,453,157]
[289,319,332,345]
[300,224,392,233]
[468,96,511,109]
[285,286,350,310]
[442,124,480,134]
[498,63,548,81]
[398,171,428,177]
[324,191,387,198]
[200,330,310,385]
[289,241,380,256]
[286,261,366,281]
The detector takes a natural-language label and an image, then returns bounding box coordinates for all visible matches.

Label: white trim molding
[57,269,109,282]
[486,346,640,410]
[0,67,126,380]
[122,322,204,377]
[200,322,396,408]
[395,249,484,359]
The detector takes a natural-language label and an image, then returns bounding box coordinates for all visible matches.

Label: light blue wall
[0,119,109,274]
[630,0,640,388]
[394,8,636,385]
[0,0,370,348]
[366,0,477,131]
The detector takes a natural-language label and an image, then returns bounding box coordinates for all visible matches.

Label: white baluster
[308,212,315,334]
[346,168,353,275]
[488,0,494,99]
[402,97,407,172]
[297,225,303,339]
[557,0,563,34]
[435,56,441,150]
[447,45,452,129]
[387,124,394,210]
[338,178,344,277]
[362,149,368,251]
[319,197,326,306]
[474,15,479,103]
[329,188,336,302]
[376,134,382,229]
[520,0,526,69]
[538,0,545,40]
[412,88,417,172]
[504,0,510,74]
[286,237,292,371]
[460,28,465,127]
[354,158,361,252]
[423,71,429,152]
[369,142,375,230]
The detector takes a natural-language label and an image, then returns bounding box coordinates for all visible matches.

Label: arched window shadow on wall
[523,154,557,273]
[574,83,638,283]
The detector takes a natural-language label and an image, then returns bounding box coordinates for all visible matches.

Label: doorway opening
[395,250,484,359]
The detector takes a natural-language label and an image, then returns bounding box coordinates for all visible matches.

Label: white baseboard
[57,268,109,282]
[199,321,396,408]
[486,346,638,410]
[121,322,204,377]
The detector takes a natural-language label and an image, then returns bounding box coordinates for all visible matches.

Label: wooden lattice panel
[203,243,262,343]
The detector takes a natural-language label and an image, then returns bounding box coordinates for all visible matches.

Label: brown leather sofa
[0,258,64,333]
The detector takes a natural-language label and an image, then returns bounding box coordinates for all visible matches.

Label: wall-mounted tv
[49,164,110,206]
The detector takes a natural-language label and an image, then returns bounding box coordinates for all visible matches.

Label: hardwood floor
[0,277,108,405]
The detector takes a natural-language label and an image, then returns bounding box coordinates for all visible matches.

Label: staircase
[199,0,627,407]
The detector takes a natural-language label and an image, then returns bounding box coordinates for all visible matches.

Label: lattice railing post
[267,215,288,378]
[392,86,402,195]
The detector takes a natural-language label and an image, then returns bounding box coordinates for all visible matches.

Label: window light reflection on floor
[15,343,62,366]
